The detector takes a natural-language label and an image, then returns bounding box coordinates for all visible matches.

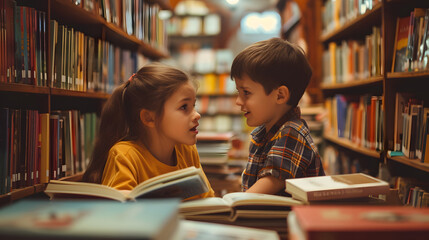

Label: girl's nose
[235,96,243,106]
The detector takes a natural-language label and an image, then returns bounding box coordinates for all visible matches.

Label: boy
[231,38,325,196]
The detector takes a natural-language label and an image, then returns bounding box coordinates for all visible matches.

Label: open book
[285,173,390,202]
[45,167,209,202]
[179,192,303,222]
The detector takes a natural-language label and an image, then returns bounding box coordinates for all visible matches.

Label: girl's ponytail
[82,84,129,183]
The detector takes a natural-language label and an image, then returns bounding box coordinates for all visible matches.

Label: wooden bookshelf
[323,134,381,159]
[0,0,170,204]
[318,0,429,188]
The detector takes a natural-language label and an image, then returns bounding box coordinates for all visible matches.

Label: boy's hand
[245,175,285,195]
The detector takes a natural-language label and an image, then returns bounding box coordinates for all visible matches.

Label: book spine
[307,186,388,201]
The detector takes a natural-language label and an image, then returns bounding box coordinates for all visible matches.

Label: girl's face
[159,81,200,146]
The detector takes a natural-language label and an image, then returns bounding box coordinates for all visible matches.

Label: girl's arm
[245,175,285,194]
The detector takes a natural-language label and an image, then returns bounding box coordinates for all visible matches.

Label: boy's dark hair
[231,38,312,107]
[82,63,191,184]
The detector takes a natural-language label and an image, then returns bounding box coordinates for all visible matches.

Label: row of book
[325,95,384,151]
[393,93,429,162]
[1,1,158,91]
[0,108,98,195]
[197,96,240,116]
[322,26,382,84]
[392,8,429,73]
[396,177,429,208]
[321,0,380,35]
[173,48,234,75]
[0,3,48,85]
[167,14,221,37]
[50,20,149,93]
[73,0,168,50]
[196,132,233,166]
[196,73,236,95]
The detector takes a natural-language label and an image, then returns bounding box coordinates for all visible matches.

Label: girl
[82,63,214,199]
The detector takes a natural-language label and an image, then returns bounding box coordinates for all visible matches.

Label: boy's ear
[276,86,290,104]
[139,109,156,128]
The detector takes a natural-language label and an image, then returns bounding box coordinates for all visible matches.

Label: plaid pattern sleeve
[242,118,325,193]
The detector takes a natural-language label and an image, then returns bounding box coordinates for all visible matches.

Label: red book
[289,205,429,240]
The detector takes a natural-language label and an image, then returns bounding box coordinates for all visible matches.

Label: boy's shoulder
[278,118,310,137]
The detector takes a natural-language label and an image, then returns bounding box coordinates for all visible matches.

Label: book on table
[172,219,280,240]
[45,166,209,202]
[285,173,390,202]
[179,192,303,222]
[0,199,180,240]
[288,205,429,240]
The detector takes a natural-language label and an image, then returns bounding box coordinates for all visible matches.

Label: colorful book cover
[0,199,180,240]
[289,205,429,240]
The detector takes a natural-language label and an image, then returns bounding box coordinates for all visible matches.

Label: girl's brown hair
[82,63,191,183]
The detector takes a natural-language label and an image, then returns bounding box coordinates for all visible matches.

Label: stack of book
[196,132,233,165]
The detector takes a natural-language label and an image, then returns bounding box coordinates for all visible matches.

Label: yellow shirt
[101,141,214,199]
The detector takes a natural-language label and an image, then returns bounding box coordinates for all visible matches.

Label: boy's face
[159,81,201,146]
[235,75,283,131]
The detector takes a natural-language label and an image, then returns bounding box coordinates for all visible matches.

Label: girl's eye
[244,90,250,95]
[180,104,188,110]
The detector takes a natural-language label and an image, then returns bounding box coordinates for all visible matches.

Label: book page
[45,180,127,202]
[131,167,200,194]
[129,174,208,200]
[179,197,230,215]
[222,192,303,207]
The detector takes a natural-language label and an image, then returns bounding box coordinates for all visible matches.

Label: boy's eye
[243,90,250,95]
[180,104,188,110]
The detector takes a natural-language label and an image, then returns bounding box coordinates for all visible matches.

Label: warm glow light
[241,11,280,34]
[226,0,239,5]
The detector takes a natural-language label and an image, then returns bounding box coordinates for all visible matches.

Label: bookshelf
[319,0,429,184]
[0,0,170,204]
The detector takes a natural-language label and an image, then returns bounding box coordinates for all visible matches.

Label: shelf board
[321,76,383,91]
[324,134,381,159]
[387,155,429,173]
[0,83,50,94]
[387,71,429,79]
[50,88,110,99]
[104,22,168,59]
[320,3,382,43]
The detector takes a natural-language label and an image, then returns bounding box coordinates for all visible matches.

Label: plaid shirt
[242,107,325,196]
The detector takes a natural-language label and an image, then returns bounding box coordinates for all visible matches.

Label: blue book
[0,199,180,240]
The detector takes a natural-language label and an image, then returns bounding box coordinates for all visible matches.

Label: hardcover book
[174,220,280,240]
[179,192,302,222]
[0,199,180,240]
[285,173,389,202]
[45,166,209,202]
[288,205,429,240]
